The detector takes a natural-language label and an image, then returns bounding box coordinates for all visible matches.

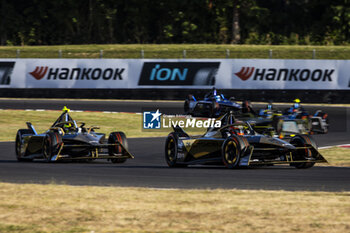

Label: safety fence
[1,48,350,60]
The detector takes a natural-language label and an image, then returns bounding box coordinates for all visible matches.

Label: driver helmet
[212,87,217,96]
[267,101,273,110]
[229,126,244,136]
[63,122,72,132]
[293,98,301,109]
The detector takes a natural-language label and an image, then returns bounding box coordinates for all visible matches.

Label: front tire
[165,133,186,167]
[108,132,128,164]
[221,136,244,169]
[15,129,33,162]
[290,135,316,169]
[43,131,62,162]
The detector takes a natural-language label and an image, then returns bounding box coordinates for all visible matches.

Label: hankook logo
[30,66,48,80]
[29,66,125,80]
[235,67,255,81]
[234,67,334,82]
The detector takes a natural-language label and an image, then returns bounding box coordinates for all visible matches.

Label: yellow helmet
[294,98,301,103]
[62,106,70,112]
[64,123,72,128]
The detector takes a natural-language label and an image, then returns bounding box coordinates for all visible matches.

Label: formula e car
[15,107,134,163]
[310,110,329,134]
[165,112,327,169]
[282,100,329,134]
[184,88,241,117]
[257,100,329,137]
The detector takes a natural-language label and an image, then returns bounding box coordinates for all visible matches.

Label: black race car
[15,107,134,163]
[165,112,327,169]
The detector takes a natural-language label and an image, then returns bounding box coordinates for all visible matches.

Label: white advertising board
[0,58,349,90]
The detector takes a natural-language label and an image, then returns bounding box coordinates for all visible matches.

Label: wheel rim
[167,138,176,162]
[224,140,238,164]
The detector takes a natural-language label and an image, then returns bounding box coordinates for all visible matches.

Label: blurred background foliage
[0,0,349,46]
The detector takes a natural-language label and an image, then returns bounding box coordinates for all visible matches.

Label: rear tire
[108,132,128,163]
[15,129,33,162]
[290,135,316,169]
[43,131,62,162]
[192,68,217,85]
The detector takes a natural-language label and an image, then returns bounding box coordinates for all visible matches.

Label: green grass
[1,44,350,59]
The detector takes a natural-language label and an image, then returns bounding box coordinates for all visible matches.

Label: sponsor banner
[230,59,348,90]
[0,58,349,89]
[138,62,220,86]
[25,59,128,88]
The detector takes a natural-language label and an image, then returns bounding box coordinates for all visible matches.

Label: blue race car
[184,88,241,117]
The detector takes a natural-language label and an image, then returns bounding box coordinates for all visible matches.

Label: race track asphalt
[0,99,349,191]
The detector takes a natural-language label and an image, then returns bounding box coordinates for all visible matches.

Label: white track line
[319,144,350,149]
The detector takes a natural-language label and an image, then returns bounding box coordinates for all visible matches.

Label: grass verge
[0,183,350,232]
[0,182,349,233]
[1,44,350,59]
[0,109,205,141]
[318,147,350,167]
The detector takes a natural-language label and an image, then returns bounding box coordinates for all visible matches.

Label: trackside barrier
[0,58,349,102]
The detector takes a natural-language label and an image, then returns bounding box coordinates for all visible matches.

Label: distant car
[15,107,134,163]
[310,110,329,134]
[165,112,327,169]
[184,88,241,117]
[256,101,329,137]
[281,99,329,134]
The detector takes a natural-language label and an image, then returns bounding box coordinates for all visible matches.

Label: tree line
[0,0,349,46]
